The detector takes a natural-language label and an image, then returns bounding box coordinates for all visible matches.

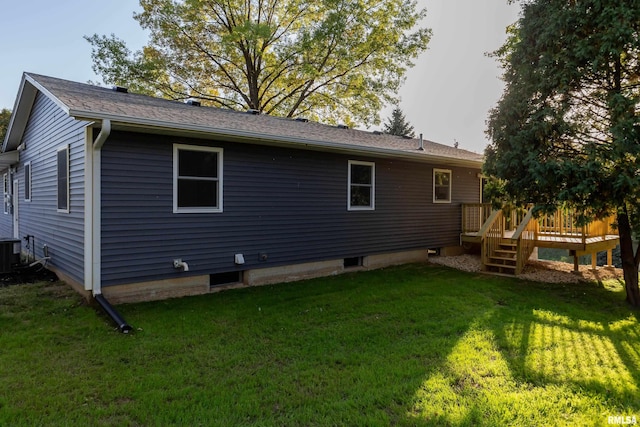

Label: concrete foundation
[102,275,210,304]
[82,247,435,304]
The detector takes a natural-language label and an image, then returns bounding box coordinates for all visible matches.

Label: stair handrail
[480,209,505,271]
[511,206,536,241]
[510,207,537,274]
[476,208,502,239]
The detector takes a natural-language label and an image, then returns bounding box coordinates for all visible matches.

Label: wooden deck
[463,232,620,252]
[461,204,620,274]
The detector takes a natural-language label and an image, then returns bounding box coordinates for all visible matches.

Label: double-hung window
[24,162,31,202]
[57,146,69,212]
[348,160,375,210]
[173,144,223,213]
[433,168,452,203]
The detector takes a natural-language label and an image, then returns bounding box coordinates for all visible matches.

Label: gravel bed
[429,254,623,284]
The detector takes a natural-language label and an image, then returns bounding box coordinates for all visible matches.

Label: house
[1,73,483,304]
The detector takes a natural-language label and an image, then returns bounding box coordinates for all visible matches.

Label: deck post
[571,250,579,273]
[591,253,597,270]
[606,249,614,268]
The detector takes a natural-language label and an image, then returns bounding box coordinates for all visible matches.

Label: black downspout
[94,294,133,333]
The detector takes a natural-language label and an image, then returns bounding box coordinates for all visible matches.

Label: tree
[485,0,640,306]
[85,0,431,127]
[382,106,415,137]
[0,109,11,144]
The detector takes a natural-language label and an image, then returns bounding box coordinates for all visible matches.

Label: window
[24,162,31,202]
[433,169,452,203]
[57,145,69,212]
[3,173,7,214]
[348,160,375,210]
[173,144,223,213]
[344,256,364,268]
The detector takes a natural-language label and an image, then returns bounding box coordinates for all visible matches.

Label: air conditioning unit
[0,238,21,274]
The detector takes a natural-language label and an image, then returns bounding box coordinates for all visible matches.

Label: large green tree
[86,0,431,127]
[0,109,11,144]
[485,0,640,306]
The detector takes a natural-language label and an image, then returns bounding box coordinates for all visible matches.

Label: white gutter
[68,111,483,169]
[84,119,111,295]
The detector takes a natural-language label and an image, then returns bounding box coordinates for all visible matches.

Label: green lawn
[1,263,638,426]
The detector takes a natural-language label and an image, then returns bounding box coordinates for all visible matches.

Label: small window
[173,144,223,213]
[24,162,31,202]
[344,256,363,268]
[433,169,452,203]
[348,160,375,210]
[57,146,69,212]
[210,271,242,287]
[3,173,8,214]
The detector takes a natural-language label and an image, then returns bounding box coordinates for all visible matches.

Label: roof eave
[0,150,19,170]
[3,73,70,153]
[73,111,483,169]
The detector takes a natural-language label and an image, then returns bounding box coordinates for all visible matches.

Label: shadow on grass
[492,279,640,397]
[406,270,640,426]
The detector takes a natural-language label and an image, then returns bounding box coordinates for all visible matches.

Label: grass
[0,263,638,426]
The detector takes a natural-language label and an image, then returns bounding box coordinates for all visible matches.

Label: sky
[0,0,520,154]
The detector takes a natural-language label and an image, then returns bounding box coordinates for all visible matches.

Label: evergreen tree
[0,109,11,144]
[383,107,415,137]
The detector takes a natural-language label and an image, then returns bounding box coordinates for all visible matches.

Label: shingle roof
[8,73,483,167]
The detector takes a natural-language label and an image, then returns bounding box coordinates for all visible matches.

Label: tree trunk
[617,210,640,307]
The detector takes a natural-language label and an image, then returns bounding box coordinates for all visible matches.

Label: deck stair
[485,239,518,274]
[485,240,518,274]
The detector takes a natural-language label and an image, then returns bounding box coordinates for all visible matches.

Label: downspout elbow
[94,293,133,333]
[93,119,111,150]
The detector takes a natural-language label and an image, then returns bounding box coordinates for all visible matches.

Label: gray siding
[15,93,87,283]
[101,132,480,286]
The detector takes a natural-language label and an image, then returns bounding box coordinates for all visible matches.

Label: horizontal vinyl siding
[101,132,481,286]
[15,93,86,283]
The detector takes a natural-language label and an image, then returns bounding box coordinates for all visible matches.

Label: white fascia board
[71,110,484,169]
[3,77,34,152]
[3,74,72,153]
[23,74,71,115]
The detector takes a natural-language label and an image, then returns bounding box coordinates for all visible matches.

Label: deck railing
[480,209,504,271]
[504,206,531,231]
[538,209,582,237]
[538,209,617,242]
[584,216,617,239]
[462,203,493,234]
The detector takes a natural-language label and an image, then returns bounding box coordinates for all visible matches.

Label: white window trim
[57,145,70,213]
[347,160,375,211]
[173,144,224,214]
[24,161,32,202]
[433,168,452,204]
